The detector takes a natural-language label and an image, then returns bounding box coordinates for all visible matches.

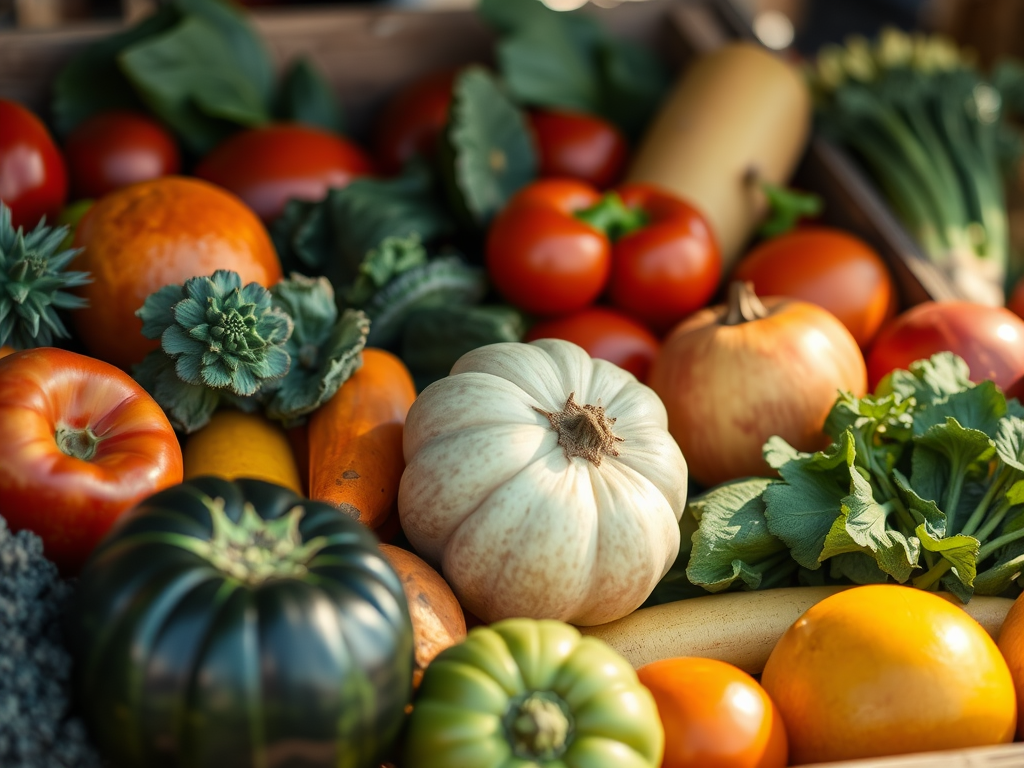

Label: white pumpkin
[398,338,688,626]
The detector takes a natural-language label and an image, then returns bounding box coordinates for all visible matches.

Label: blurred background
[2,0,1021,68]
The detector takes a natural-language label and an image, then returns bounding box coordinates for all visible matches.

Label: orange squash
[308,348,416,529]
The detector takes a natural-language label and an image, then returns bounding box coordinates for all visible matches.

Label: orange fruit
[761,584,1016,765]
[637,657,787,768]
[71,176,282,370]
[997,591,1024,739]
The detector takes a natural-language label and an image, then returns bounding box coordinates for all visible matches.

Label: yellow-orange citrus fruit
[71,176,282,370]
[997,591,1024,739]
[761,584,1016,765]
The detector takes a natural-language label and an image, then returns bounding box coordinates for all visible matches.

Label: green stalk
[943,462,967,533]
[961,469,1012,538]
[913,559,952,590]
[979,525,1024,560]
[973,498,1016,545]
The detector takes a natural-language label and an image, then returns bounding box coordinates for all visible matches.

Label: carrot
[579,587,1015,675]
[308,348,417,529]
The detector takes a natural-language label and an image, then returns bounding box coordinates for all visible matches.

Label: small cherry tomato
[732,226,897,348]
[528,108,629,190]
[486,178,611,316]
[525,306,659,381]
[0,99,68,229]
[194,123,374,222]
[373,69,458,175]
[610,183,722,334]
[63,111,180,200]
[866,300,1024,391]
[637,657,788,768]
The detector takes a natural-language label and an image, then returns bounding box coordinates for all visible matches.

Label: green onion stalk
[809,27,1024,306]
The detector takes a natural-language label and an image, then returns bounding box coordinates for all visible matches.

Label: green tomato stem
[574,191,648,242]
[55,425,100,461]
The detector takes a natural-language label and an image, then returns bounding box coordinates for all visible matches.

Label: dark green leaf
[51,5,180,136]
[595,35,670,141]
[271,161,455,285]
[824,391,914,475]
[914,418,995,478]
[476,0,552,34]
[265,274,369,424]
[940,572,975,603]
[496,29,602,115]
[175,0,275,104]
[828,552,891,584]
[892,468,948,538]
[345,235,429,308]
[137,284,185,339]
[445,66,538,226]
[119,16,270,155]
[363,257,488,348]
[911,381,1006,437]
[685,478,790,593]
[975,541,1024,596]
[272,57,345,134]
[995,415,1024,472]
[876,352,973,407]
[133,351,220,433]
[399,304,526,391]
[763,431,857,570]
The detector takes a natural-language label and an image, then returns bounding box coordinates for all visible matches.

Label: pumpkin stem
[193,498,329,585]
[55,425,100,461]
[504,691,573,760]
[534,392,624,467]
[723,280,770,326]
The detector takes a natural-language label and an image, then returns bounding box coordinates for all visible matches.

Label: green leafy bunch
[135,270,371,432]
[0,202,91,351]
[809,27,1024,305]
[52,0,343,155]
[668,353,1024,605]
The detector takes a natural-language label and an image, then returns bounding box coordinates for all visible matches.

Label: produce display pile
[8,0,1024,766]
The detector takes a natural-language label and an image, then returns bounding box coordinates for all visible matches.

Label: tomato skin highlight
[866,300,1024,391]
[637,657,788,768]
[373,69,458,175]
[0,347,183,574]
[528,108,629,189]
[0,99,68,229]
[63,111,180,200]
[194,123,374,221]
[609,183,721,334]
[732,226,896,348]
[525,305,660,381]
[486,178,611,316]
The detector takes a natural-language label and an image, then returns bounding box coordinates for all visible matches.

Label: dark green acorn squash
[69,476,414,768]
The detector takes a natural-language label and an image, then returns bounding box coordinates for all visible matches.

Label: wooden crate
[0,3,1020,766]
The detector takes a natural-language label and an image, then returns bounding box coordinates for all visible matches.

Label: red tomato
[373,69,458,175]
[867,301,1024,391]
[525,306,660,381]
[63,110,180,200]
[610,183,722,334]
[1008,274,1024,321]
[637,657,788,768]
[528,109,629,190]
[0,347,183,574]
[0,99,68,229]
[486,178,611,316]
[732,227,897,348]
[194,123,374,222]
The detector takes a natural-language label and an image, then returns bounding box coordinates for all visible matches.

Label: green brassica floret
[0,515,104,768]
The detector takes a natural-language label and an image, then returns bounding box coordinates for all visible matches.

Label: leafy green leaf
[824,391,914,477]
[828,552,891,584]
[51,5,180,135]
[892,468,948,538]
[363,256,488,349]
[996,415,1024,472]
[876,352,974,408]
[133,351,220,433]
[818,470,920,582]
[271,161,455,285]
[685,478,790,593]
[272,57,345,134]
[444,66,538,226]
[119,15,270,154]
[763,430,857,570]
[344,234,428,308]
[911,381,1006,437]
[399,304,526,391]
[265,274,369,424]
[594,35,670,141]
[496,27,602,116]
[916,524,979,589]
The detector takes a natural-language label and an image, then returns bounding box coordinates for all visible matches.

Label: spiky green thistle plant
[0,202,91,350]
